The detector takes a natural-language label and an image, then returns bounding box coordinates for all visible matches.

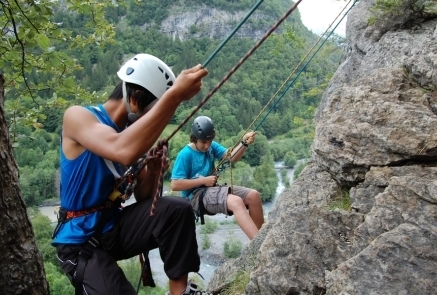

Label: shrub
[326,190,351,211]
[200,217,218,234]
[223,235,243,258]
[201,233,211,250]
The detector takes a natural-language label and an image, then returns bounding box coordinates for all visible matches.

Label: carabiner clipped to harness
[213,161,230,177]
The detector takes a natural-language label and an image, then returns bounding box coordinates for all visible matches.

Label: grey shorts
[192,185,251,216]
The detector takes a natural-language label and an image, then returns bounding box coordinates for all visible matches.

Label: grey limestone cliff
[208,0,437,294]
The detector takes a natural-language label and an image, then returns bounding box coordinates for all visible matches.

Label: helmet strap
[122,81,142,122]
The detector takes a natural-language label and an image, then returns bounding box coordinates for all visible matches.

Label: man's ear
[130,90,142,107]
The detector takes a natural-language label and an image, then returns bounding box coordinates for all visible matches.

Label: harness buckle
[79,237,99,260]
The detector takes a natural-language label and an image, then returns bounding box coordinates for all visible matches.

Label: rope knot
[149,139,169,216]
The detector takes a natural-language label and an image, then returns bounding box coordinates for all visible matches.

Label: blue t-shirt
[52,105,123,245]
[171,142,227,199]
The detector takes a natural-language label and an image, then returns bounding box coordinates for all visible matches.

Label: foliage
[368,0,437,27]
[223,233,243,258]
[44,262,75,295]
[281,168,290,188]
[250,152,278,202]
[218,161,253,188]
[326,189,351,211]
[293,159,307,180]
[1,0,119,144]
[220,270,251,295]
[30,210,57,265]
[201,233,211,250]
[199,217,219,234]
[118,258,167,295]
[283,151,297,167]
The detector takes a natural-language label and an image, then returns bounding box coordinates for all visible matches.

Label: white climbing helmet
[117,54,175,121]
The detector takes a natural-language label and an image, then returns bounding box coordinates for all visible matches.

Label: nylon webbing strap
[74,206,114,295]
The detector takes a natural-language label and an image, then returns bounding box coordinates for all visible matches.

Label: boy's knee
[227,194,245,208]
[247,190,261,202]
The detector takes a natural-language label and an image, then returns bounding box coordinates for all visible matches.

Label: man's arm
[63,65,208,166]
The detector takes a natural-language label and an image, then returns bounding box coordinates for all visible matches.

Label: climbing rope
[113,139,168,216]
[213,0,358,175]
[202,0,265,68]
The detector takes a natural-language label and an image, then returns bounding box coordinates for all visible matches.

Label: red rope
[145,139,168,216]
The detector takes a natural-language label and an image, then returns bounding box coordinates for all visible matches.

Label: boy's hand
[204,175,218,187]
[243,131,256,145]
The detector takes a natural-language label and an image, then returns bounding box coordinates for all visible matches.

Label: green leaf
[36,34,51,49]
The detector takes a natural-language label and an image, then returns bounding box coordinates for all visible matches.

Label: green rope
[202,0,265,68]
[254,0,358,131]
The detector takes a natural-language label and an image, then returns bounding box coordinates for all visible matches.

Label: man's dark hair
[109,82,157,112]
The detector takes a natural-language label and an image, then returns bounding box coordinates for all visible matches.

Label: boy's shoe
[165,281,213,295]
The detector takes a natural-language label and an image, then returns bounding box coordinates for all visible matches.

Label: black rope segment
[166,0,304,142]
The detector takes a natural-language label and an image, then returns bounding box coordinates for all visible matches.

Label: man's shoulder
[64,105,90,118]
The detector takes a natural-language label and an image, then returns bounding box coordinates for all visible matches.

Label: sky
[297,0,351,36]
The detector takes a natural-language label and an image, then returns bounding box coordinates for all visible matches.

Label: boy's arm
[171,176,217,191]
[222,131,256,162]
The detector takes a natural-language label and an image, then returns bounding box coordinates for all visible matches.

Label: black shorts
[56,196,200,295]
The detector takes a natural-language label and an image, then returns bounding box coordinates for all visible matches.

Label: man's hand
[146,157,169,175]
[171,64,208,102]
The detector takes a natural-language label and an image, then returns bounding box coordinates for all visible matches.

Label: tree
[0,74,49,293]
[0,1,119,293]
[250,152,278,202]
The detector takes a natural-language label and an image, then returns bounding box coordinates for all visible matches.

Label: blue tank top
[52,105,123,245]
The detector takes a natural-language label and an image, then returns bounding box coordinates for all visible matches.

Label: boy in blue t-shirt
[171,116,264,240]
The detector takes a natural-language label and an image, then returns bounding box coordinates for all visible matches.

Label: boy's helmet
[117,54,175,121]
[191,116,215,140]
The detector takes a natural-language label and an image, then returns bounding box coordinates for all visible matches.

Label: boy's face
[196,139,213,152]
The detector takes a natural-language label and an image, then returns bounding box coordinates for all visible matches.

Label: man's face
[196,139,213,152]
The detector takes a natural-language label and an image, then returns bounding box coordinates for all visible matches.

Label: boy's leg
[230,186,264,228]
[202,185,263,240]
[240,188,264,229]
[227,193,259,239]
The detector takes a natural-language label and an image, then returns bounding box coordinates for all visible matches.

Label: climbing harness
[52,198,121,295]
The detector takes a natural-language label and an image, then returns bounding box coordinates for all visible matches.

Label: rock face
[161,7,277,41]
[208,0,437,294]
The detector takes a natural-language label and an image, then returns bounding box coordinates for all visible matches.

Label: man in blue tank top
[52,53,211,295]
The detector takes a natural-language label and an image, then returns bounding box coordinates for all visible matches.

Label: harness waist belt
[64,200,116,220]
